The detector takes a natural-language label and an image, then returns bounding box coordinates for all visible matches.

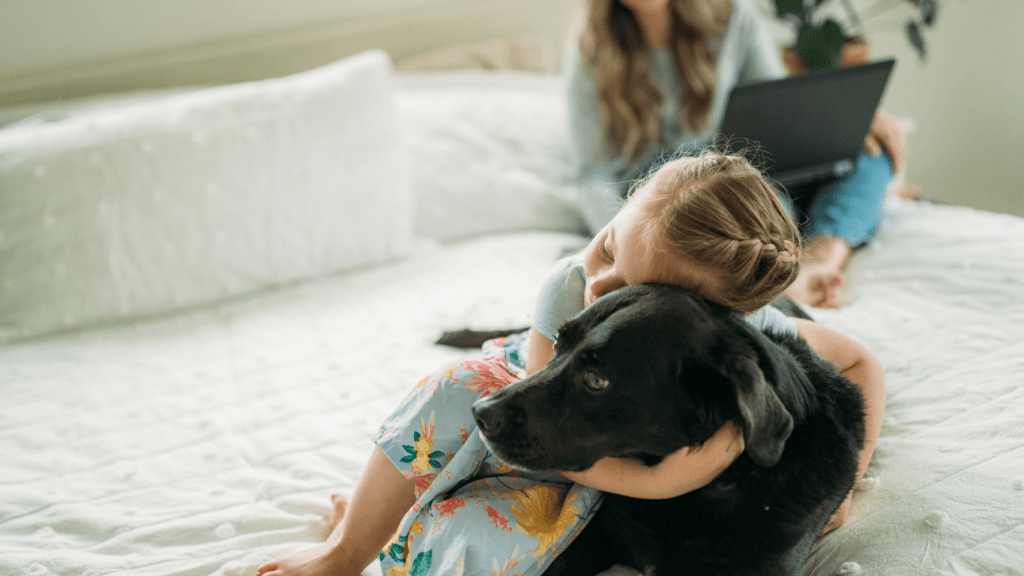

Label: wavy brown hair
[580,0,732,160]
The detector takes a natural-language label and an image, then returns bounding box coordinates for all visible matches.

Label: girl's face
[581,158,715,307]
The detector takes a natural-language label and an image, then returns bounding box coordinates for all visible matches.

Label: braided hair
[637,152,801,314]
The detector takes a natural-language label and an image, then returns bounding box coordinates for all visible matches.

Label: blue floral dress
[374,333,603,576]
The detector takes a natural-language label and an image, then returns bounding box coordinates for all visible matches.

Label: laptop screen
[717,59,895,186]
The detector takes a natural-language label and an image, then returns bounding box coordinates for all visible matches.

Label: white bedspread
[2,199,1023,576]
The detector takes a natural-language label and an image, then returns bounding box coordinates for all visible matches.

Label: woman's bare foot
[788,237,852,308]
[326,493,349,534]
[892,183,922,201]
[786,263,845,309]
[255,494,352,576]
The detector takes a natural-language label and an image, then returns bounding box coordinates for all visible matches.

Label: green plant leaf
[906,20,926,60]
[797,20,847,70]
[774,0,805,18]
[918,0,938,26]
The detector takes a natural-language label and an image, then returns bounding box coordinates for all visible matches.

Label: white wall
[0,0,575,105]
[758,0,1024,217]
[864,0,1024,217]
[1,0,1021,217]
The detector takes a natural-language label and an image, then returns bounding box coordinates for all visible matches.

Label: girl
[568,0,908,308]
[256,152,885,576]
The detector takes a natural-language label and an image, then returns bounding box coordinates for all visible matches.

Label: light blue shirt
[532,253,798,343]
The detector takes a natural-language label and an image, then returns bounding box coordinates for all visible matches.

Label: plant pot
[782,38,870,74]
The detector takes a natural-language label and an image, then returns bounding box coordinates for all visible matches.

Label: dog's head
[472,283,800,472]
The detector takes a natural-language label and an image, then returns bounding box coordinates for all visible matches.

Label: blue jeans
[785,151,894,247]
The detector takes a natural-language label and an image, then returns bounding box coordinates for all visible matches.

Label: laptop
[715,58,895,187]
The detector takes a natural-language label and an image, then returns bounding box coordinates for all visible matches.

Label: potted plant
[773,0,941,72]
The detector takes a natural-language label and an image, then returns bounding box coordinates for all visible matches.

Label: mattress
[2,59,1023,575]
[3,198,1023,576]
[0,231,587,576]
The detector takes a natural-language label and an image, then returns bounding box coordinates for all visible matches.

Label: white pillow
[0,50,412,343]
[395,72,586,241]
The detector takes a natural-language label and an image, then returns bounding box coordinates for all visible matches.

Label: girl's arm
[793,318,885,534]
[559,422,745,499]
[526,328,745,499]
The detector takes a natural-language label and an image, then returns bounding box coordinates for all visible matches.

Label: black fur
[471,284,865,576]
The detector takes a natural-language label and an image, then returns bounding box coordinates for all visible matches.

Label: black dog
[471,284,865,576]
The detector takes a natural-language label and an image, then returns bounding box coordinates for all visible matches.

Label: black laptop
[716,58,895,187]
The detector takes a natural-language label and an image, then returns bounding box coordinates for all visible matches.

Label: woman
[567,0,907,308]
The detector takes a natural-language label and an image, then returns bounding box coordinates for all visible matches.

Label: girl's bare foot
[255,494,352,576]
[326,493,349,534]
[255,541,353,576]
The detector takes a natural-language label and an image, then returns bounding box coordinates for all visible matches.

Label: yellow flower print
[509,486,581,557]
[401,411,443,475]
[443,366,461,383]
[382,521,431,576]
[409,518,425,539]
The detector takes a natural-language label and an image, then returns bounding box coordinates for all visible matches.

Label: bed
[2,19,1024,576]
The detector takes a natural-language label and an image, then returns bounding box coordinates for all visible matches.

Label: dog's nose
[472,402,503,434]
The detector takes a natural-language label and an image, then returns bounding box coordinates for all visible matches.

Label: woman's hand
[559,421,745,499]
[864,109,907,174]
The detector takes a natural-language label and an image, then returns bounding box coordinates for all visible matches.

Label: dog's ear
[726,354,794,468]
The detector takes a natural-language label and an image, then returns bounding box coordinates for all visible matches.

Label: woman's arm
[864,109,907,174]
[739,0,787,83]
[559,421,745,499]
[793,318,885,534]
[564,44,628,233]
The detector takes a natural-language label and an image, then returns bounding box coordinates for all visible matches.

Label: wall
[759,0,1024,217]
[1,0,1021,217]
[0,0,575,105]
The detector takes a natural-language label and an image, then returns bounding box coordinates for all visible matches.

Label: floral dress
[374,333,603,576]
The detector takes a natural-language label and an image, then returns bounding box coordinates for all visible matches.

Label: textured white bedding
[3,199,1023,576]
[0,232,586,576]
[2,55,1023,576]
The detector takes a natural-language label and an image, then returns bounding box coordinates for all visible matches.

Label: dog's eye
[583,371,609,391]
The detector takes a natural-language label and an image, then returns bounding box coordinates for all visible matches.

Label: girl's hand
[820,491,853,536]
[559,421,745,499]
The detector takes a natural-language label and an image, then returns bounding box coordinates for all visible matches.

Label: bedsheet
[0,232,586,576]
[2,199,1024,576]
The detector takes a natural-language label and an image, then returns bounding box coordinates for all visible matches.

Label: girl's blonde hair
[638,152,801,313]
[580,0,731,160]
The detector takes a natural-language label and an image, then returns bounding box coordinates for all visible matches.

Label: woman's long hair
[580,0,732,160]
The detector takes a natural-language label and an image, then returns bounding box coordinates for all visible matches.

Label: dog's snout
[472,398,524,436]
[472,402,502,434]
